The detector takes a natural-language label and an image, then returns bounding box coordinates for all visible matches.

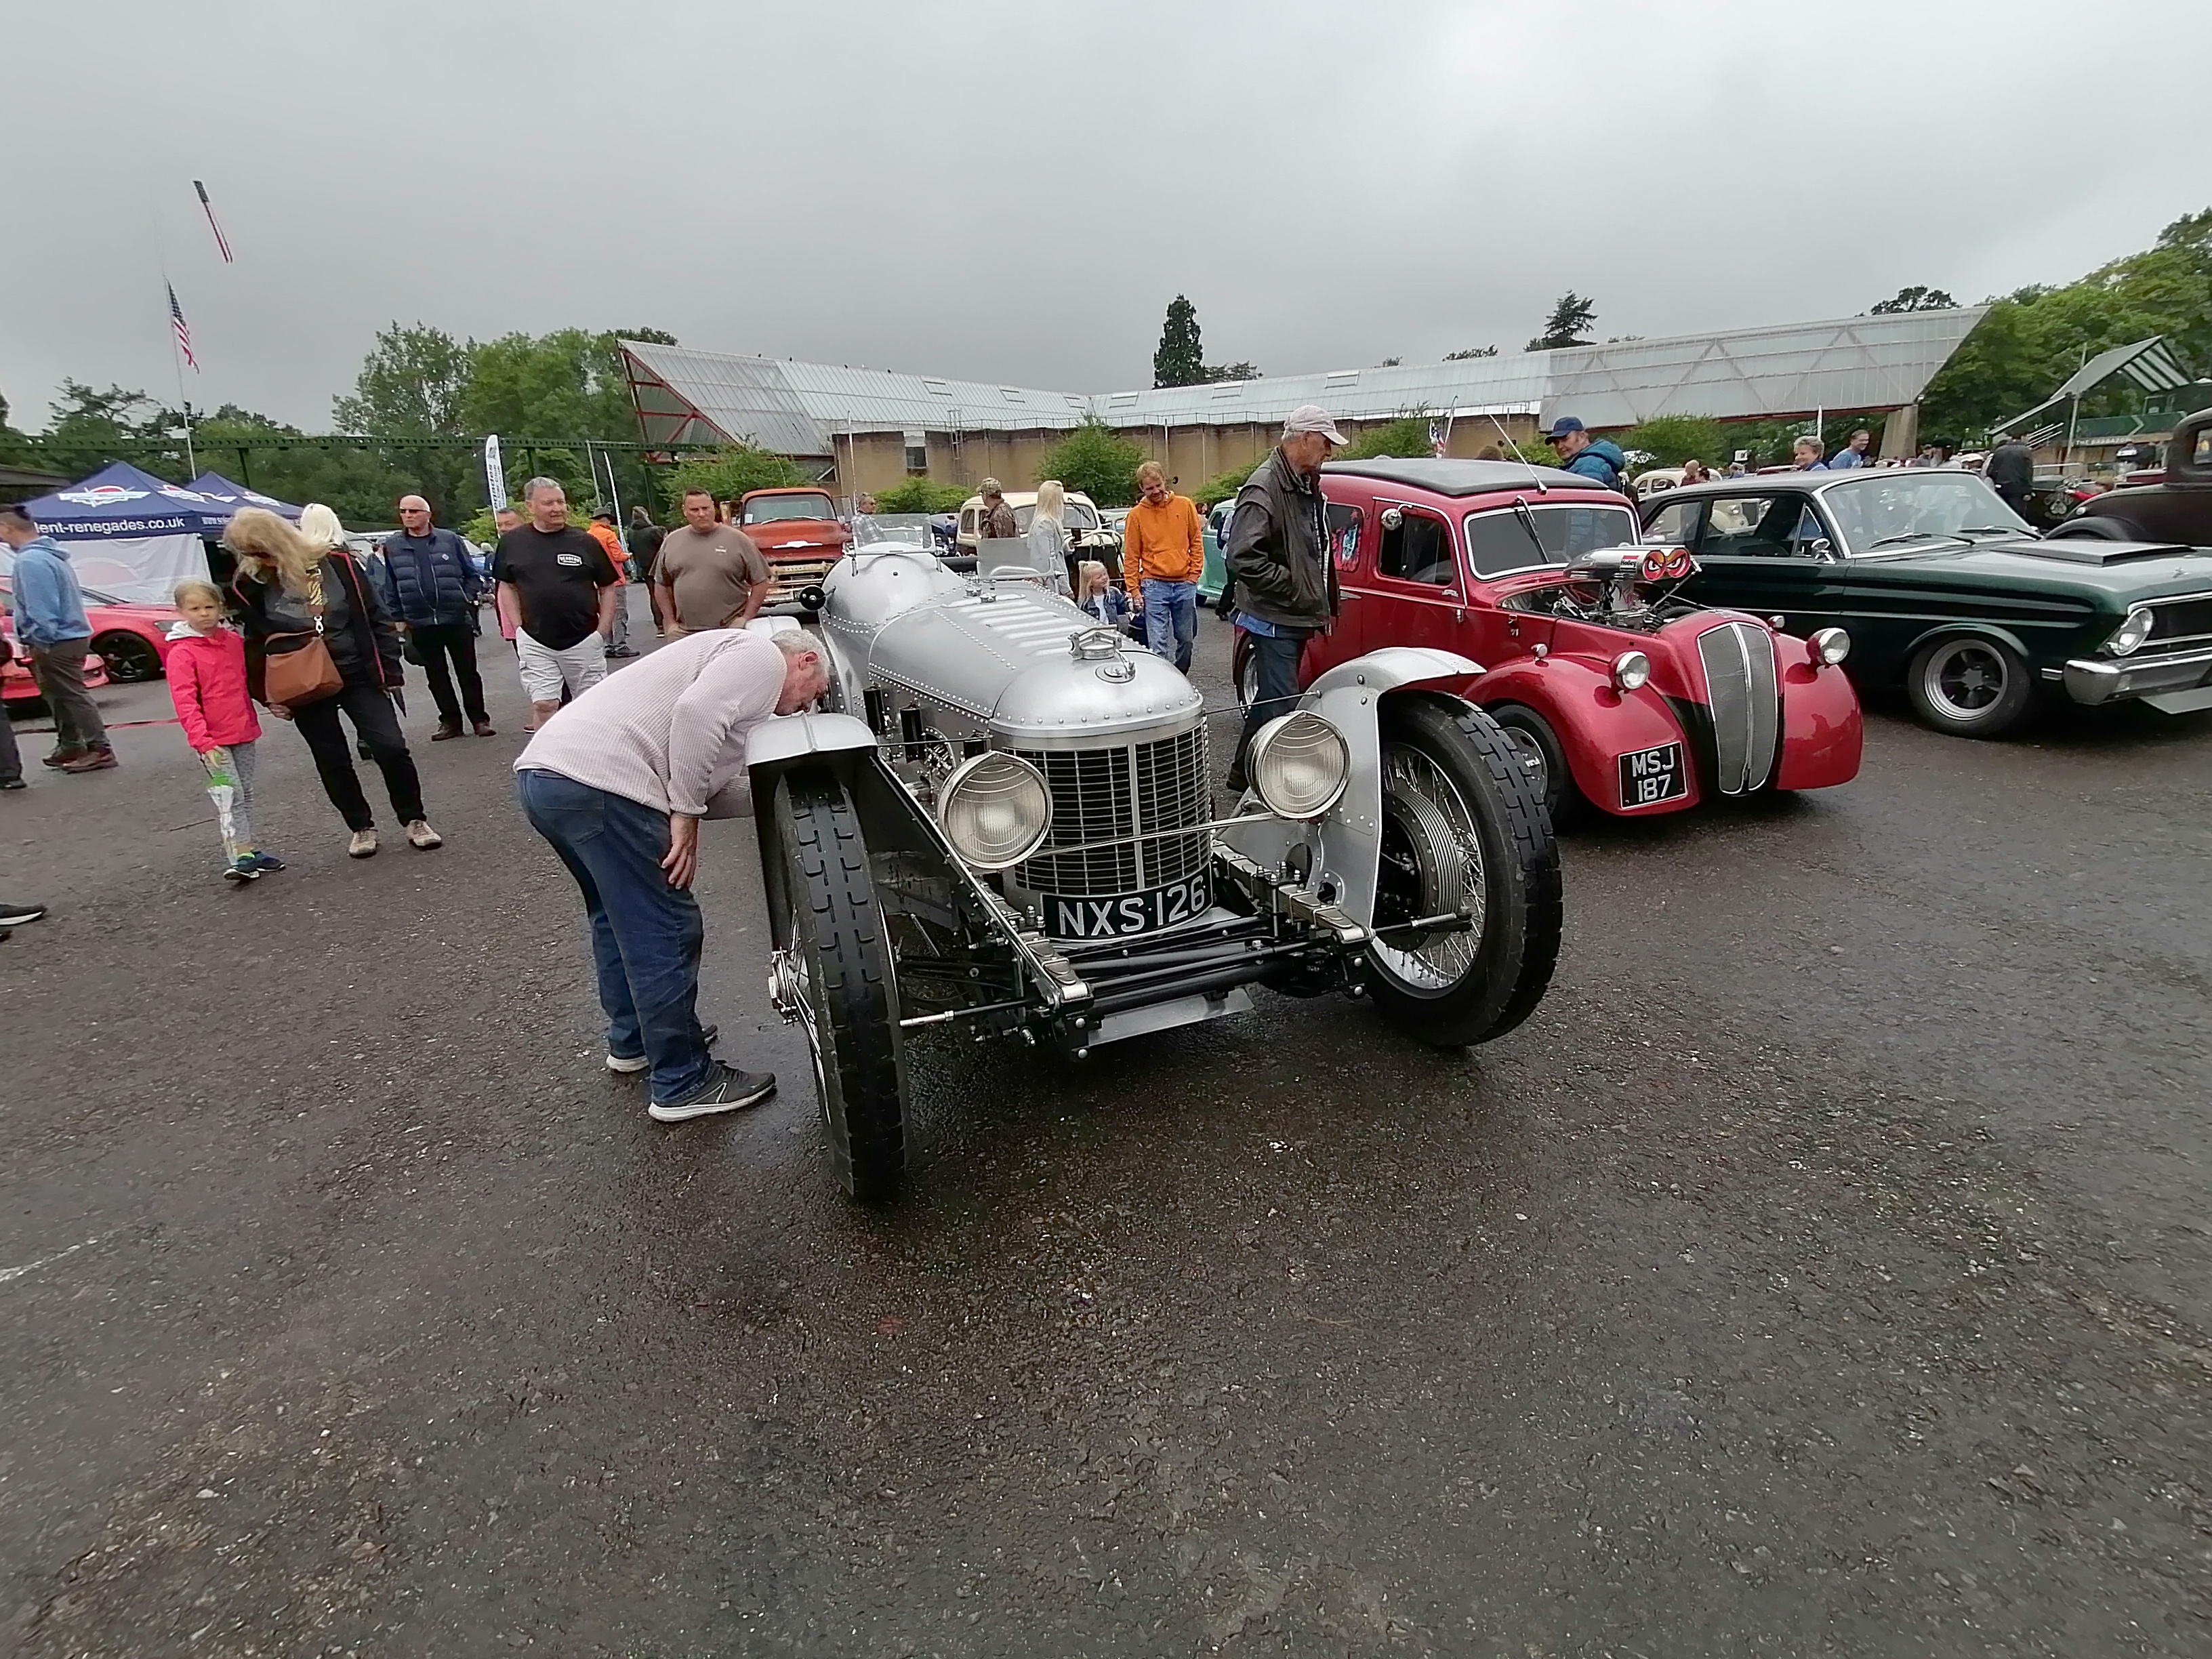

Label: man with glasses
[380,495,493,739]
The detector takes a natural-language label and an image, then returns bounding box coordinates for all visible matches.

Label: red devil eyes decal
[1642,546,1695,581]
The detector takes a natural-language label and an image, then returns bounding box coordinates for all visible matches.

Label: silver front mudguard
[1217,646,1482,928]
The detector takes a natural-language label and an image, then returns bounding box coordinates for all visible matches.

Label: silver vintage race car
[743,523,1562,1200]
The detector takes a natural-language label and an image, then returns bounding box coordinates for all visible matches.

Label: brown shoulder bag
[262,570,343,708]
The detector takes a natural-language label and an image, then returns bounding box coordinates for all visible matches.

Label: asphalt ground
[3,592,2211,1658]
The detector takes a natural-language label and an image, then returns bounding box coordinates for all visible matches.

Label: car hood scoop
[2002,539,2195,567]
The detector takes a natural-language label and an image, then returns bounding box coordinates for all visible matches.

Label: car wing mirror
[1380,506,1404,531]
[1809,537,1836,562]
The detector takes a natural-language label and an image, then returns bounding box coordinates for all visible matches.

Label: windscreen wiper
[1868,530,1955,549]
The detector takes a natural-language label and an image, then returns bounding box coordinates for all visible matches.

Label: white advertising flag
[483,434,508,511]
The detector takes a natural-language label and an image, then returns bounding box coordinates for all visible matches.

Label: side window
[1378,510,1454,587]
[1701,495,1793,557]
[1643,498,1705,548]
[960,508,978,536]
[1326,502,1363,569]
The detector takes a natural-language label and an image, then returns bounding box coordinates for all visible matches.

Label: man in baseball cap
[1220,405,1347,792]
[1542,415,1627,491]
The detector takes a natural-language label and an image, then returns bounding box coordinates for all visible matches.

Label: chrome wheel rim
[1370,743,1486,991]
[1925,640,2008,718]
[781,901,832,1117]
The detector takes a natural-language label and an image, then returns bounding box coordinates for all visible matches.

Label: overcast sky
[7,0,2210,433]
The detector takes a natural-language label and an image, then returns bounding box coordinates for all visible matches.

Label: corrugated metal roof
[623,307,1988,453]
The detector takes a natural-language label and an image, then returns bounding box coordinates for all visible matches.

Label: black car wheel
[1483,703,1586,830]
[1364,699,1561,1047]
[1906,635,2034,738]
[2045,516,2139,541]
[775,772,909,1203]
[93,632,163,683]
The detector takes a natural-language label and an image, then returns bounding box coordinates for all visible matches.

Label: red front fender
[1774,644,1863,791]
[1472,659,1700,815]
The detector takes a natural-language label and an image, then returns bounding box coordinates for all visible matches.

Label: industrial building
[620,307,1988,499]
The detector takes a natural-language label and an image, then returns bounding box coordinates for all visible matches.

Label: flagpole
[162,272,197,476]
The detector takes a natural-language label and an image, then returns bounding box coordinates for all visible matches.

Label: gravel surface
[3,596,2209,1657]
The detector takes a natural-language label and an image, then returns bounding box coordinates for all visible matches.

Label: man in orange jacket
[588,508,637,657]
[1121,461,1205,673]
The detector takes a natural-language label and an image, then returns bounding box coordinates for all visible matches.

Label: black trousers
[291,683,426,831]
[410,622,487,725]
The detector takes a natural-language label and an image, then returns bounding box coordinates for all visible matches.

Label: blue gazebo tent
[8,462,220,601]
[184,471,303,522]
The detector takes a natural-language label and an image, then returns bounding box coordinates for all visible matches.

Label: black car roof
[1322,458,1597,497]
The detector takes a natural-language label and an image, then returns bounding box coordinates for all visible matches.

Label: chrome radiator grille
[1696,621,1780,794]
[1012,726,1210,896]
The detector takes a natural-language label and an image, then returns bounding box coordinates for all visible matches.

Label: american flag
[168,283,198,371]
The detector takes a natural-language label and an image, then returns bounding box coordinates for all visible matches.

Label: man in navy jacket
[380,495,493,738]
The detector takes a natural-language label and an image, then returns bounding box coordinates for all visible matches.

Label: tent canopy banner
[184,471,302,521]
[0,532,208,605]
[19,462,252,539]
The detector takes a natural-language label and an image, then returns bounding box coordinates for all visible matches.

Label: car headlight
[2108,607,2154,657]
[1809,627,1851,665]
[1610,649,1652,693]
[937,752,1052,869]
[1248,710,1350,820]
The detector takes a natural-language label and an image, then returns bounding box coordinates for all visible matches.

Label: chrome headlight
[1610,649,1652,693]
[1248,710,1349,820]
[2108,607,2154,657]
[937,752,1052,869]
[1809,627,1851,665]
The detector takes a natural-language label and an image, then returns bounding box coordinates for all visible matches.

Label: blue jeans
[1233,628,1308,778]
[517,769,714,1103]
[1140,577,1198,673]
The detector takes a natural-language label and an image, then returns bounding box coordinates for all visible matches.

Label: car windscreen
[1462,501,1639,578]
[1820,472,2030,554]
[741,493,835,525]
[851,514,937,548]
[1012,501,1100,533]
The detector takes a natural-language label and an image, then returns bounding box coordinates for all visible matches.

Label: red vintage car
[737,488,852,612]
[1242,459,1862,822]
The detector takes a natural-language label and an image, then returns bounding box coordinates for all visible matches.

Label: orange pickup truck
[737,488,851,611]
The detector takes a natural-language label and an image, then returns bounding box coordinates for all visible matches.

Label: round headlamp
[936,752,1052,869]
[2108,607,2154,657]
[1809,626,1851,665]
[1248,710,1350,820]
[1610,649,1652,693]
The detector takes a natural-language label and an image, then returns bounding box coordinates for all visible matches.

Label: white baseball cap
[1283,405,1349,446]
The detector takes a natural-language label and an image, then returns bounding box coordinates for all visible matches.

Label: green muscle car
[1639,468,2212,737]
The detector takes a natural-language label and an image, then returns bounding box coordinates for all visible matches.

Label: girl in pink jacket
[167,579,282,882]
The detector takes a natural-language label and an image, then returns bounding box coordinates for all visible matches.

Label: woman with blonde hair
[226,506,441,858]
[1024,478,1075,595]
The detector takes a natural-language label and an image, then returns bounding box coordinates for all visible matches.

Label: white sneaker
[405,819,443,850]
[348,828,378,859]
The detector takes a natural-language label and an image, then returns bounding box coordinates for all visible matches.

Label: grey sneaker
[606,1023,716,1074]
[647,1063,775,1123]
[348,827,379,858]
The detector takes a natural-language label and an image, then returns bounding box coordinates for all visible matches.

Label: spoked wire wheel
[1371,744,1485,992]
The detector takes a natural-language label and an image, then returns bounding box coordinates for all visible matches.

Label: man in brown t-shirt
[654,488,772,633]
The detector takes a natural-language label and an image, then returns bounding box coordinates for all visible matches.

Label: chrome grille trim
[1012,726,1210,897]
[1698,621,1780,795]
[2147,592,2212,647]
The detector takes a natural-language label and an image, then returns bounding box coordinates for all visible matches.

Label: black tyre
[774,773,908,1202]
[1906,634,2034,738]
[2045,515,2138,541]
[1364,698,1561,1046]
[1484,703,1591,830]
[94,631,163,683]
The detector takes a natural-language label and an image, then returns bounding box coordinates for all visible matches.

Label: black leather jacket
[230,552,405,701]
[1224,447,1338,632]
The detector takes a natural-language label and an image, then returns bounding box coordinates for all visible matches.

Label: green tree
[872,478,970,513]
[39,382,182,479]
[459,329,653,514]
[1870,285,1958,314]
[664,445,811,504]
[331,323,474,516]
[1620,414,1728,469]
[1444,345,1499,360]
[1153,295,1206,388]
[612,327,678,345]
[1194,463,1254,509]
[1204,361,1261,382]
[1376,356,1403,368]
[193,405,416,527]
[1041,416,1147,506]
[1340,415,1436,460]
[1528,292,1597,352]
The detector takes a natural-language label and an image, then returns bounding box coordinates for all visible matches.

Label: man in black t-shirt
[493,477,620,729]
